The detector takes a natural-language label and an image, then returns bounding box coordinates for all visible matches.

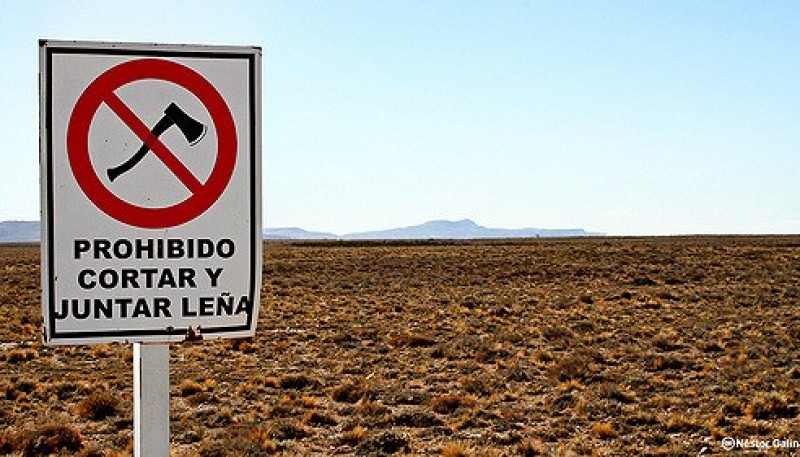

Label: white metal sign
[40,40,262,344]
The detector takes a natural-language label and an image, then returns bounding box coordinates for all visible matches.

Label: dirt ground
[1,237,799,456]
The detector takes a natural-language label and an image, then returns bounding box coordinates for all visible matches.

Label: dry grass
[2,237,800,454]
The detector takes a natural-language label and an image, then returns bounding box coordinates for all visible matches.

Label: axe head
[164,102,207,146]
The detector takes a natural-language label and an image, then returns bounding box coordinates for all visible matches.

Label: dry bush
[268,420,309,440]
[429,394,473,415]
[76,444,106,457]
[196,406,234,428]
[391,410,444,428]
[105,450,132,457]
[47,381,92,401]
[75,392,119,421]
[532,350,554,364]
[651,331,683,351]
[202,379,216,391]
[197,433,277,457]
[0,429,21,454]
[648,354,684,371]
[664,413,702,433]
[718,396,743,417]
[340,426,368,445]
[331,379,369,403]
[356,431,409,455]
[22,424,83,456]
[0,376,36,401]
[281,393,320,409]
[541,325,574,344]
[746,392,795,419]
[591,422,615,439]
[2,348,37,363]
[355,399,390,417]
[279,373,317,390]
[474,342,512,364]
[459,375,495,396]
[300,410,338,427]
[389,332,437,348]
[548,351,594,382]
[595,382,635,404]
[186,391,217,406]
[787,321,800,341]
[227,337,259,353]
[259,376,281,388]
[548,391,578,414]
[90,344,114,358]
[178,379,205,397]
[517,439,547,456]
[441,442,471,457]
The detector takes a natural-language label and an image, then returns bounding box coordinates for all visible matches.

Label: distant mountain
[263,227,339,240]
[0,221,39,242]
[265,219,600,240]
[0,219,600,243]
[341,219,598,239]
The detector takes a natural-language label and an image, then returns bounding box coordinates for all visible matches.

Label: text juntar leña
[55,238,252,321]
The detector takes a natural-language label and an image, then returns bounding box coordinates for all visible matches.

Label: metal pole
[134,343,170,457]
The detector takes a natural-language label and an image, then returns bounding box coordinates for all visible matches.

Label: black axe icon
[107,102,207,182]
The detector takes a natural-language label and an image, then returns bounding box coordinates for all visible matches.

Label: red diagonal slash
[103,92,203,193]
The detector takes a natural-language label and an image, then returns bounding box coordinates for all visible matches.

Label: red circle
[67,58,237,228]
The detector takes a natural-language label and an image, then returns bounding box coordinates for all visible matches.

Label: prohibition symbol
[67,58,237,229]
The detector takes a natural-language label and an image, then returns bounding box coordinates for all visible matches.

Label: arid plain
[1,237,799,456]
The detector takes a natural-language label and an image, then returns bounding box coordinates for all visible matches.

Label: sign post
[39,40,262,455]
[134,343,170,457]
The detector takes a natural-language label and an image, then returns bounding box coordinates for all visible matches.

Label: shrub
[595,382,635,404]
[340,426,367,445]
[178,379,205,397]
[391,410,444,428]
[518,440,546,456]
[331,379,369,403]
[0,429,21,454]
[441,443,471,457]
[22,424,83,456]
[355,399,389,417]
[665,414,702,433]
[429,394,471,415]
[279,374,316,390]
[746,392,795,419]
[548,352,594,382]
[356,432,409,455]
[76,392,119,421]
[591,422,615,439]
[3,348,37,363]
[460,376,495,396]
[301,410,338,427]
[268,420,308,440]
[197,437,277,457]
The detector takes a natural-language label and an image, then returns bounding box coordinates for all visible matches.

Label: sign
[40,40,262,344]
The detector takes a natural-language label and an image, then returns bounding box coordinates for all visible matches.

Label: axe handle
[108,115,175,182]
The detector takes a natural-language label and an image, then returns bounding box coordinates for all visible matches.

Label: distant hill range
[264,219,601,240]
[0,219,600,242]
[0,221,39,242]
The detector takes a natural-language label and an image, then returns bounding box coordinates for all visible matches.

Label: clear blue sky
[2,0,798,235]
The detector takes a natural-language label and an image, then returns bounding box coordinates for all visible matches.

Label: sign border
[40,40,262,344]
